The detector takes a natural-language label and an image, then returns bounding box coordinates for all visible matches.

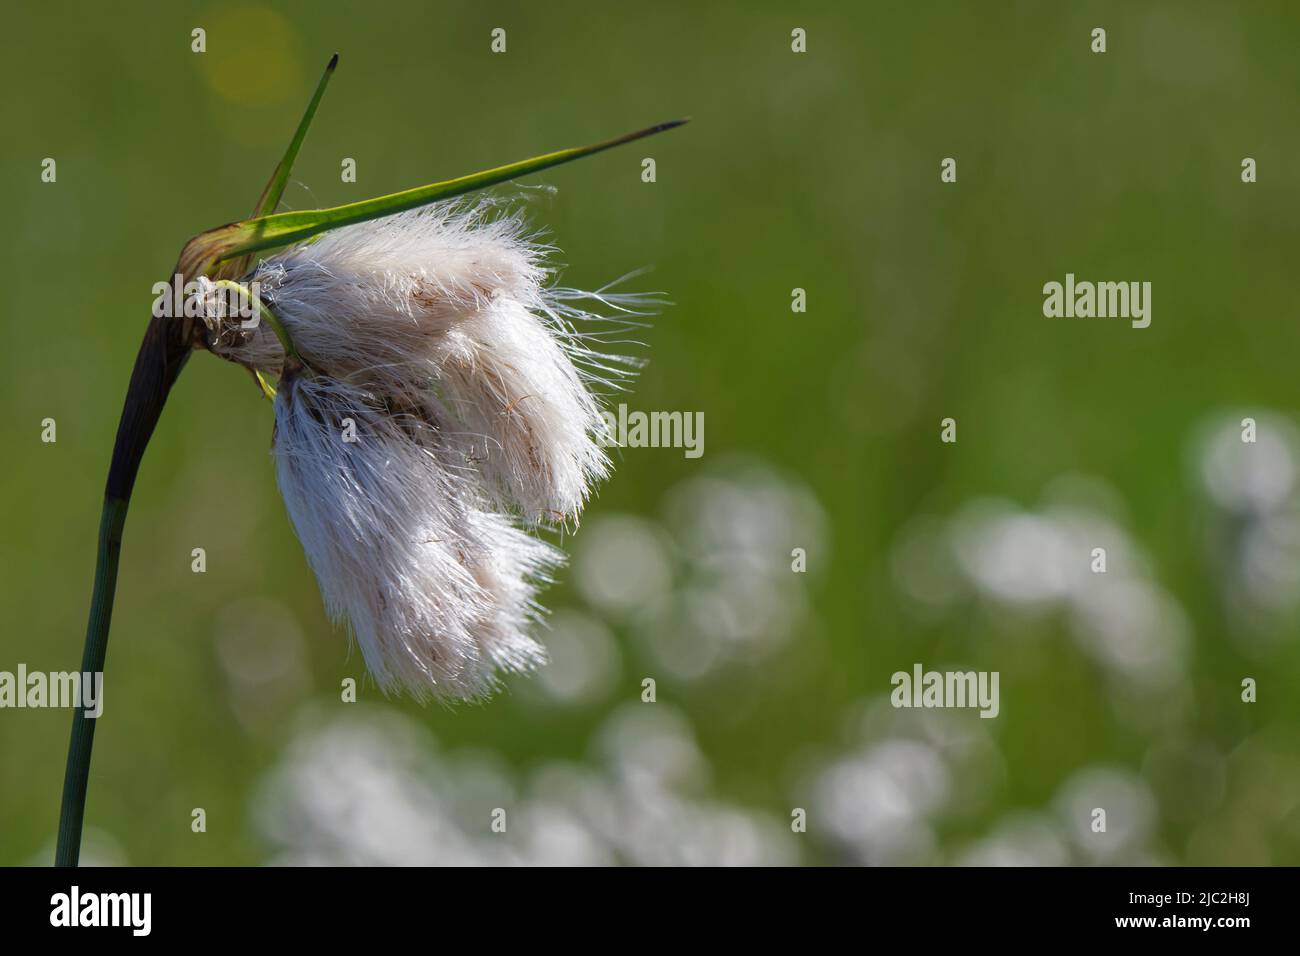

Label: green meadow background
[2,0,1298,865]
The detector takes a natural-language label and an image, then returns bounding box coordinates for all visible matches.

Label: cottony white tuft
[205,199,653,699]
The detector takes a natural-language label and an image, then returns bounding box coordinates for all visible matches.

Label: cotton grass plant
[56,53,685,866]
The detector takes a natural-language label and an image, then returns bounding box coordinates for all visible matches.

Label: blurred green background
[2,0,1299,865]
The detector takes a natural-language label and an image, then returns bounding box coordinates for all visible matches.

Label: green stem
[55,498,126,867]
[55,313,191,866]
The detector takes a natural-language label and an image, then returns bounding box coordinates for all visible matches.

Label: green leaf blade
[216,118,689,262]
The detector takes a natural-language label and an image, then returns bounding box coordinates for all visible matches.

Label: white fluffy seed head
[273,373,562,699]
[207,200,646,523]
[209,198,654,701]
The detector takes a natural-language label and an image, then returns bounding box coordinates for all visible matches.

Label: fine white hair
[206,199,654,700]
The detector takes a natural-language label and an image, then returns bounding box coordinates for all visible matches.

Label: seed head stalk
[56,314,192,866]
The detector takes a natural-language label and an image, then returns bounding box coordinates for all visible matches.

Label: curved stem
[55,313,191,866]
